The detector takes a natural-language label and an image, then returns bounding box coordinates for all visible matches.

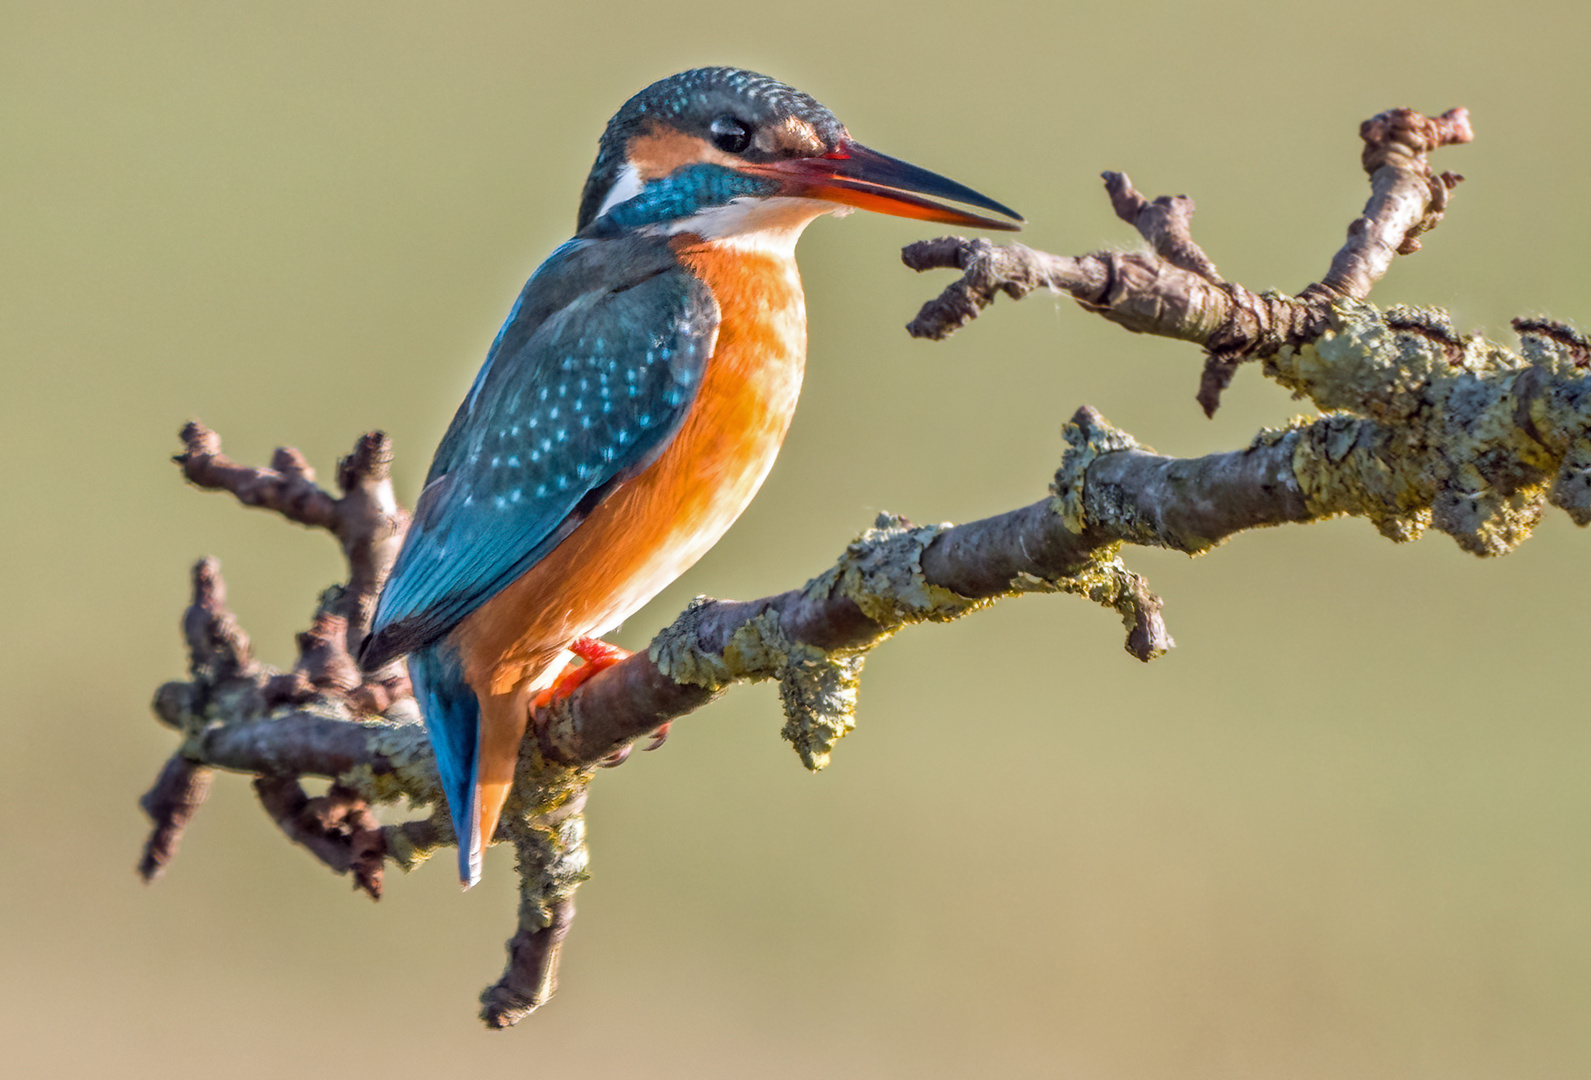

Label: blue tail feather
[407,643,483,887]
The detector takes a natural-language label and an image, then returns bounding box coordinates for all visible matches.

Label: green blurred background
[6,0,1590,1075]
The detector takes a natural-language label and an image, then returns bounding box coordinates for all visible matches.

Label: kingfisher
[360,67,1021,887]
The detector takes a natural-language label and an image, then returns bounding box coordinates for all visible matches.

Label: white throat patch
[662,195,838,258]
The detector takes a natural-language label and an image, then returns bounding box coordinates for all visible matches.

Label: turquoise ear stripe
[585,164,780,236]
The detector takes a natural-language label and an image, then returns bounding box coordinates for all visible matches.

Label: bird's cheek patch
[627,127,738,180]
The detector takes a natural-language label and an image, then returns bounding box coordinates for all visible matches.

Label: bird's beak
[743,140,1023,231]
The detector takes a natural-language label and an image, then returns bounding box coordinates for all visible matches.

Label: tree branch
[903,106,1474,415]
[175,422,409,657]
[138,753,213,882]
[143,105,1590,1025]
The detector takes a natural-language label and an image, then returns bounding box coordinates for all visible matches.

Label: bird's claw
[598,744,633,768]
[597,721,669,768]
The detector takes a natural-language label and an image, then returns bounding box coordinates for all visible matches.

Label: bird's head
[575,68,1022,249]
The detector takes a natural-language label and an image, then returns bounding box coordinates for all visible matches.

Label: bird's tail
[407,643,485,888]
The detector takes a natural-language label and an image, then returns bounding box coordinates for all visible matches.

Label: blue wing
[363,234,719,668]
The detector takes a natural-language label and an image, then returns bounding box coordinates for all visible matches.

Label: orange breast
[453,239,808,700]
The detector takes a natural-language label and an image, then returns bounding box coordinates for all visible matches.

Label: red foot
[531,637,631,710]
[533,638,672,767]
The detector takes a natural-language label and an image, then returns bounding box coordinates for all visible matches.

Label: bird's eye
[709,116,752,154]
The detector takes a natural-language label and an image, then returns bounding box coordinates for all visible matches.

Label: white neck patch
[594,162,644,219]
[662,195,839,258]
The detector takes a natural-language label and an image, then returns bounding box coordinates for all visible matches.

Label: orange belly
[450,239,807,818]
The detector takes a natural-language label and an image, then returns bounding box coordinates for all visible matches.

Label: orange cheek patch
[627,127,739,180]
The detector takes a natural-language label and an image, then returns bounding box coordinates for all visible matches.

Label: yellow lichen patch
[1269,308,1441,420]
[333,762,393,804]
[1290,413,1432,541]
[496,750,593,910]
[349,721,443,804]
[1549,437,1591,525]
[1428,475,1548,557]
[1054,555,1173,660]
[1249,417,1318,450]
[382,812,448,873]
[809,513,988,628]
[778,645,863,771]
[647,600,789,691]
[1276,301,1588,554]
[647,599,738,691]
[722,611,798,678]
[503,763,593,821]
[505,798,591,914]
[648,602,865,771]
[1051,411,1144,534]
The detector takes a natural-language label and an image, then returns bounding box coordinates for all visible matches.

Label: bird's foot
[531,637,630,710]
[531,639,670,766]
[568,636,630,677]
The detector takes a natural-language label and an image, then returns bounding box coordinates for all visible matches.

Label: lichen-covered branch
[480,784,589,1028]
[142,103,1591,1027]
[904,107,1473,415]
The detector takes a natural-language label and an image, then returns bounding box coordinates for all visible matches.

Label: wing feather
[363,236,718,667]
